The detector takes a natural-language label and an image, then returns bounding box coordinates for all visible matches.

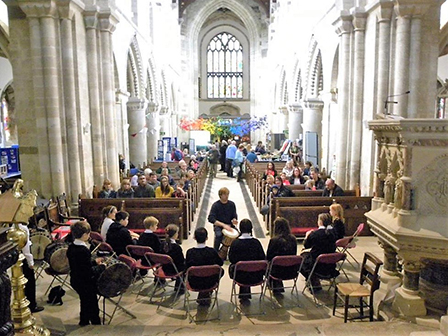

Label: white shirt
[73,238,88,248]
[238,233,252,239]
[19,224,33,267]
[195,243,206,249]
[144,229,153,234]
[101,217,114,239]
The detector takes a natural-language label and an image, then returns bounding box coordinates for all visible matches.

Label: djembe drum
[218,228,239,260]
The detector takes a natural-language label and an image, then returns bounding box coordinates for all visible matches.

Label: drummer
[67,221,105,326]
[207,187,238,251]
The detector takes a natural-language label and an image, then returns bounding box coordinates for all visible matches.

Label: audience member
[160,168,176,186]
[303,161,313,176]
[171,147,184,162]
[289,167,305,185]
[280,172,291,185]
[329,203,345,239]
[98,179,117,199]
[134,175,155,198]
[156,161,172,175]
[116,178,135,198]
[225,140,237,178]
[234,144,245,182]
[155,176,175,198]
[147,172,160,188]
[310,170,325,190]
[262,162,277,180]
[246,147,258,163]
[274,176,295,197]
[282,160,294,178]
[322,178,344,197]
[255,141,266,155]
[172,179,187,198]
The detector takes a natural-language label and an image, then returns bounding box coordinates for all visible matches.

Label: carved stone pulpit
[367,119,448,318]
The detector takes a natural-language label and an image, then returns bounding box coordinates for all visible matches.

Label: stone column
[302,99,324,166]
[159,106,170,137]
[127,97,148,168]
[333,13,353,188]
[146,102,159,164]
[115,89,130,169]
[84,7,105,186]
[59,6,82,203]
[393,256,427,316]
[349,9,367,190]
[288,103,303,142]
[376,1,394,116]
[393,6,411,117]
[99,9,120,187]
[279,106,288,136]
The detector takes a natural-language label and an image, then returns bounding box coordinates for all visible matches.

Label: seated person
[130,175,138,188]
[155,176,175,198]
[176,160,189,179]
[266,217,298,294]
[137,216,161,253]
[147,172,160,188]
[228,219,266,301]
[280,172,291,185]
[262,162,277,180]
[160,224,185,293]
[156,161,172,175]
[310,170,325,190]
[329,203,346,239]
[299,213,337,292]
[255,141,266,155]
[303,161,314,176]
[282,160,295,178]
[98,178,117,199]
[188,155,199,172]
[289,167,305,185]
[183,170,195,192]
[134,175,155,198]
[172,179,187,198]
[160,168,176,186]
[185,228,224,305]
[304,179,315,190]
[116,178,134,198]
[274,176,295,197]
[100,205,118,239]
[106,211,139,256]
[245,148,258,163]
[322,178,344,197]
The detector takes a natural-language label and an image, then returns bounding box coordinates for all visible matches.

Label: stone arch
[304,36,324,100]
[0,20,10,59]
[292,60,303,103]
[126,36,145,98]
[279,69,288,106]
[0,80,18,145]
[146,58,157,102]
[160,70,168,107]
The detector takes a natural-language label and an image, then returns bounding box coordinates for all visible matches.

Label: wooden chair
[184,265,223,323]
[264,255,303,308]
[333,252,383,322]
[230,260,268,316]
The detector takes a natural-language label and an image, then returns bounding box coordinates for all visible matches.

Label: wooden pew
[78,198,188,242]
[270,196,373,237]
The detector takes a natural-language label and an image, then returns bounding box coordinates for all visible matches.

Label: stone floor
[23,171,440,335]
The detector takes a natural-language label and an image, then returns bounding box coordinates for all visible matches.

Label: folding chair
[184,265,223,323]
[333,252,383,322]
[144,252,185,308]
[337,223,364,268]
[230,260,268,316]
[89,231,104,243]
[301,252,346,305]
[264,255,303,308]
[125,245,156,297]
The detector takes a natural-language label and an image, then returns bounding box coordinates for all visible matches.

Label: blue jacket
[226,144,237,160]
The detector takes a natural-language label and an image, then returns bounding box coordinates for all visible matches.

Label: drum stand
[98,295,136,325]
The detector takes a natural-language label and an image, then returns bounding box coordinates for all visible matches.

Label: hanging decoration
[131,125,148,137]
[178,116,268,138]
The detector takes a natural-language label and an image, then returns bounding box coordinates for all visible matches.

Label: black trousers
[226,159,234,177]
[72,282,101,324]
[22,260,36,309]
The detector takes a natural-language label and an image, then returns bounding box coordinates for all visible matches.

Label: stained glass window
[207,32,243,99]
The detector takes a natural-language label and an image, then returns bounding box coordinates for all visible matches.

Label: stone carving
[383,173,396,204]
[394,171,404,209]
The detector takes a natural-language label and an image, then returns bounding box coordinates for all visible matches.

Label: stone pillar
[393,256,427,316]
[59,6,82,204]
[302,99,323,167]
[288,103,303,141]
[333,13,353,188]
[279,106,288,135]
[127,97,148,168]
[376,1,394,116]
[349,9,367,190]
[393,6,411,117]
[159,106,170,137]
[115,89,130,170]
[146,102,159,164]
[99,9,120,187]
[84,8,105,186]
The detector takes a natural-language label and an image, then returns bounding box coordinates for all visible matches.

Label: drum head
[50,246,70,274]
[97,260,132,298]
[222,228,239,238]
[30,231,52,260]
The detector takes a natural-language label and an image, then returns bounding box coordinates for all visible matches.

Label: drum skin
[30,230,52,261]
[44,242,70,274]
[97,258,132,298]
[218,228,239,260]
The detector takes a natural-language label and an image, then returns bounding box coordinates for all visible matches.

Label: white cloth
[19,224,34,267]
[101,217,114,239]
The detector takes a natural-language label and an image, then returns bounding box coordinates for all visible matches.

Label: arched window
[207,32,243,99]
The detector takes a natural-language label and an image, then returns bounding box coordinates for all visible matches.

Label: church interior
[0,0,447,335]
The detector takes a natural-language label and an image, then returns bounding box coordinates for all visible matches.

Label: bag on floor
[47,285,65,305]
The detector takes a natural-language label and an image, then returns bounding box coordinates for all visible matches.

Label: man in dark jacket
[322,178,344,197]
[134,175,155,198]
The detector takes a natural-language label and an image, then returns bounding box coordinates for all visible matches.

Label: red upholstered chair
[184,265,223,323]
[126,245,156,297]
[230,260,269,316]
[144,252,185,308]
[89,231,104,243]
[301,252,346,305]
[264,255,303,308]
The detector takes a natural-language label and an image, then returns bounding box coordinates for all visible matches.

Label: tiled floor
[26,171,439,335]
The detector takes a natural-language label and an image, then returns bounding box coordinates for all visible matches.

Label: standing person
[246,147,258,163]
[228,219,266,301]
[329,203,345,239]
[171,147,184,162]
[134,175,155,198]
[20,224,44,313]
[137,216,161,253]
[234,144,245,182]
[100,205,118,239]
[106,211,139,256]
[160,224,185,294]
[207,187,238,251]
[219,140,228,172]
[225,140,237,178]
[67,221,105,326]
[266,217,297,294]
[185,227,224,305]
[299,213,337,292]
[208,144,219,177]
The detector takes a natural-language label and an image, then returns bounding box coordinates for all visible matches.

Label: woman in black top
[330,203,346,239]
[160,224,185,292]
[266,217,298,294]
[300,213,337,290]
[229,219,266,300]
